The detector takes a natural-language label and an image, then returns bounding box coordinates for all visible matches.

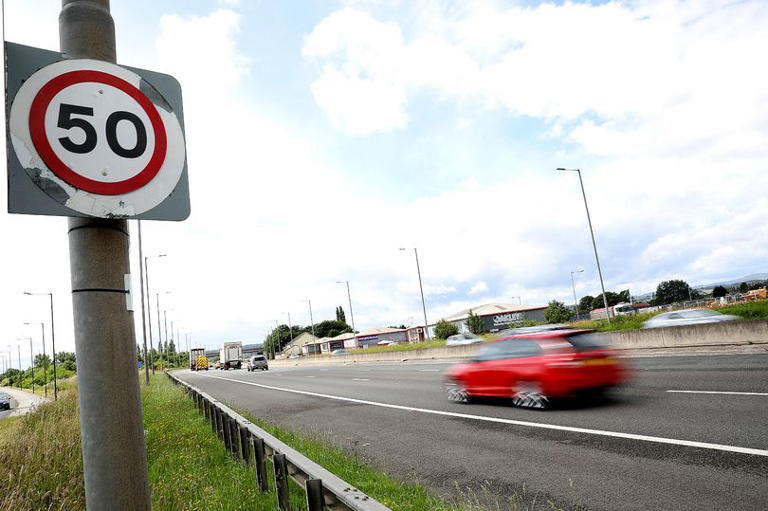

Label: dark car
[444,329,629,409]
[0,392,11,411]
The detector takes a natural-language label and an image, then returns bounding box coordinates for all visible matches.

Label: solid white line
[419,369,440,372]
[667,390,768,396]
[305,376,316,378]
[352,378,369,381]
[201,374,768,457]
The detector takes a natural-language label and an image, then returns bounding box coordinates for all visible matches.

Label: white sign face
[9,59,186,217]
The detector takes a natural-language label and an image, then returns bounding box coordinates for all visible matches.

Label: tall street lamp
[24,292,58,399]
[24,321,48,397]
[304,299,316,337]
[17,337,33,392]
[284,312,294,344]
[156,291,171,370]
[399,248,430,340]
[145,254,166,374]
[557,168,611,323]
[335,281,356,334]
[570,269,585,320]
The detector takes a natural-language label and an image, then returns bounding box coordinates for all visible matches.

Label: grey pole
[413,248,430,340]
[25,322,47,397]
[164,311,169,367]
[48,293,58,400]
[61,1,151,508]
[336,281,356,333]
[285,312,293,343]
[306,299,315,337]
[137,222,149,384]
[558,168,611,323]
[156,293,163,370]
[570,269,584,320]
[145,256,154,374]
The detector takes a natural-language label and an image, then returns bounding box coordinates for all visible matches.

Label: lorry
[189,347,208,371]
[219,341,243,370]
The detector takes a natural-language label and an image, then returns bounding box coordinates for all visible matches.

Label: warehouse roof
[443,303,546,322]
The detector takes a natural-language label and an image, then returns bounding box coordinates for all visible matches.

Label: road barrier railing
[166,372,391,511]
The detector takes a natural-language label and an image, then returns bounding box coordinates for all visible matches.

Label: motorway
[0,386,47,420]
[178,354,768,510]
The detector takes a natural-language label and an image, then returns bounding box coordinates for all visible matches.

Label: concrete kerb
[269,319,768,367]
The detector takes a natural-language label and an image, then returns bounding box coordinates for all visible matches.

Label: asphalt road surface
[178,354,768,510]
[0,386,47,420]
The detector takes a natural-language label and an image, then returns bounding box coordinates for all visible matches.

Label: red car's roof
[495,328,593,341]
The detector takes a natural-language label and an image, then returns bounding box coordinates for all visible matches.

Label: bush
[717,301,768,319]
[543,300,573,323]
[434,319,459,340]
[466,309,486,334]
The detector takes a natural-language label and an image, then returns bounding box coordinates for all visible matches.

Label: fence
[166,372,391,511]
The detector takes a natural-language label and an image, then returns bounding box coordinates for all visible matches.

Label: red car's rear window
[565,333,607,351]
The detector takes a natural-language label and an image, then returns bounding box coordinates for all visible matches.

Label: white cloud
[468,281,488,295]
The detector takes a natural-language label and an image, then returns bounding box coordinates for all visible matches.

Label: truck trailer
[219,341,243,370]
[189,348,208,371]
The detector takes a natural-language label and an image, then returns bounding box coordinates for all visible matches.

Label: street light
[24,321,49,397]
[17,337,34,393]
[156,291,171,371]
[335,281,356,334]
[570,269,585,320]
[399,248,430,340]
[24,292,58,399]
[284,312,294,344]
[557,168,611,323]
[304,299,316,337]
[144,254,167,374]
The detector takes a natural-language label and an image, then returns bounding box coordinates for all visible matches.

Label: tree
[578,295,595,313]
[168,340,176,354]
[34,354,51,368]
[652,279,691,305]
[592,292,621,310]
[309,319,352,339]
[466,309,485,334]
[335,306,346,324]
[712,285,728,298]
[434,319,459,340]
[543,300,573,323]
[617,289,630,303]
[739,282,749,293]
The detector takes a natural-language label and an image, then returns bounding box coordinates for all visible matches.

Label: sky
[1,0,767,363]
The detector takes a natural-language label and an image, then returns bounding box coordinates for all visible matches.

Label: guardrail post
[273,453,290,511]
[239,425,251,465]
[252,437,267,492]
[305,479,324,511]
[223,413,232,451]
[229,418,240,459]
[217,409,225,442]
[203,398,210,421]
[211,403,218,433]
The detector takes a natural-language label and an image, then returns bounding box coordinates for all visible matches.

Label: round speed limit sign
[10,59,186,217]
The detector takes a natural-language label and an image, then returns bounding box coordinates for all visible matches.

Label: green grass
[715,300,768,318]
[571,313,658,332]
[236,408,453,510]
[143,375,306,510]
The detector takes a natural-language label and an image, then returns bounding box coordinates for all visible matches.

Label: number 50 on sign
[6,42,189,220]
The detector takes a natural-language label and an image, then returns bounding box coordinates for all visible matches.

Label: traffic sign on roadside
[5,42,190,220]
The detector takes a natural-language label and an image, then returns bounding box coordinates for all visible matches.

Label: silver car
[445,332,483,346]
[246,355,269,371]
[643,309,739,329]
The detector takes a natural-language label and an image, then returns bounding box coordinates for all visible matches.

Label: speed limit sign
[6,42,189,220]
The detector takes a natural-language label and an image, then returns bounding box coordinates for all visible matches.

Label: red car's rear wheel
[511,381,549,409]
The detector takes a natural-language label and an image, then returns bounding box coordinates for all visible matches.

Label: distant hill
[633,273,768,300]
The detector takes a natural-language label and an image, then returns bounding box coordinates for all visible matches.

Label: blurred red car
[444,329,629,408]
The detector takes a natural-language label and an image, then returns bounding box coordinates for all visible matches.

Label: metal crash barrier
[166,372,391,511]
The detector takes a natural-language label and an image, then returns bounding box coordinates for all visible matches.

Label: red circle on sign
[29,70,167,196]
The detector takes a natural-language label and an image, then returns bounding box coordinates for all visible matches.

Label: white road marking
[352,378,370,381]
[202,374,768,457]
[419,369,440,372]
[305,376,316,378]
[667,390,768,396]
